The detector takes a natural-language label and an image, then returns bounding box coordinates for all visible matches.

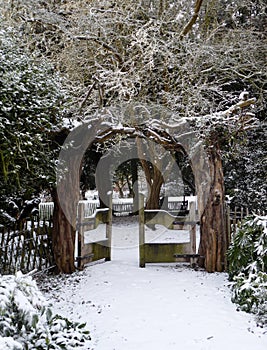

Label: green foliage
[227,216,267,326]
[0,272,90,349]
[224,126,267,213]
[0,26,68,223]
[231,271,267,321]
[227,216,267,279]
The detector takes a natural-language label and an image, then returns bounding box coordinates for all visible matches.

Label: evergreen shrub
[227,216,267,326]
[0,272,90,349]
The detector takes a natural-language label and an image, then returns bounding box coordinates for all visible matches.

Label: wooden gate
[76,196,112,269]
[139,194,199,267]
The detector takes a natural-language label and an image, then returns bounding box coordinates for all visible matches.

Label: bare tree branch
[222,97,256,116]
[78,81,97,113]
[180,0,204,38]
[72,35,123,65]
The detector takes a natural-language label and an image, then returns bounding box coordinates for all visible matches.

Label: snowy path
[45,217,267,350]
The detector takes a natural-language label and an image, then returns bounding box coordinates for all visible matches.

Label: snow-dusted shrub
[227,216,267,279]
[0,27,67,225]
[231,268,266,311]
[0,272,90,349]
[228,216,267,326]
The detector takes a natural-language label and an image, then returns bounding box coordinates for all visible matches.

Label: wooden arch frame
[53,107,230,273]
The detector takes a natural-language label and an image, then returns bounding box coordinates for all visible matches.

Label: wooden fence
[39,200,99,220]
[39,202,54,220]
[39,196,195,218]
[2,200,260,275]
[226,205,266,239]
[78,200,99,218]
[139,194,199,267]
[0,218,54,275]
[112,197,192,216]
[112,199,134,216]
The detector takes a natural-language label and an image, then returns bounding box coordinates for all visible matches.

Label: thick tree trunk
[136,137,164,210]
[145,167,164,209]
[51,150,81,274]
[52,189,76,274]
[197,148,229,272]
[51,121,100,274]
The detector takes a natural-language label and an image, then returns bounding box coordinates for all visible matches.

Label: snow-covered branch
[72,35,123,64]
[222,97,256,117]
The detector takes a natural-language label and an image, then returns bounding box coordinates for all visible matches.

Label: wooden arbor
[53,121,227,273]
[53,99,256,273]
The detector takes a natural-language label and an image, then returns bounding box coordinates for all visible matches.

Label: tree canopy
[1,0,266,212]
[1,0,266,117]
[2,0,264,210]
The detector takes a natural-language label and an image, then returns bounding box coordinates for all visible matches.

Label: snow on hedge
[228,215,267,327]
[0,271,90,349]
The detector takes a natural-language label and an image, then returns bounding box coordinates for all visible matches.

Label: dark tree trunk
[136,137,164,210]
[50,121,101,274]
[197,147,229,272]
[52,189,76,274]
[131,159,139,214]
[145,166,164,209]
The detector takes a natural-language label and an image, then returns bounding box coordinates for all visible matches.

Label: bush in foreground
[0,272,90,349]
[227,216,267,326]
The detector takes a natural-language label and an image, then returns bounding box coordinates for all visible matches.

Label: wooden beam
[145,209,196,229]
[139,194,145,267]
[145,242,191,263]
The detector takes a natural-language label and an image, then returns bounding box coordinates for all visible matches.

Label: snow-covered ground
[45,217,267,350]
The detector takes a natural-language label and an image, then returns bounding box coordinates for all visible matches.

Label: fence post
[226,205,231,243]
[106,193,112,261]
[77,202,85,269]
[189,201,196,266]
[139,193,145,268]
[232,206,237,235]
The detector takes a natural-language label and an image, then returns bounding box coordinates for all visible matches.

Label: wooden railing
[76,197,112,269]
[139,194,199,268]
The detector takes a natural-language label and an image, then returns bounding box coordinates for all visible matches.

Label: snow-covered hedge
[227,216,267,326]
[0,272,90,349]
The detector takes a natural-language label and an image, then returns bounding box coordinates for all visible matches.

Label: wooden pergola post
[139,193,145,268]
